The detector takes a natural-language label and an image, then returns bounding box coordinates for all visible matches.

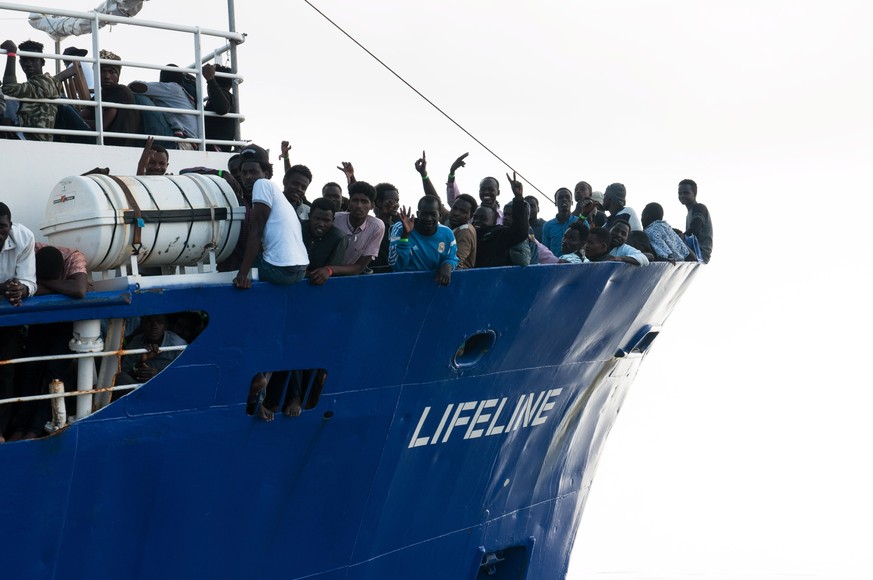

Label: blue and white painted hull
[1,261,698,579]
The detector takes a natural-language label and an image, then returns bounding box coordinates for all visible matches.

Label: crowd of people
[1,39,235,150]
[0,38,714,433]
[1,135,714,432]
[221,144,712,291]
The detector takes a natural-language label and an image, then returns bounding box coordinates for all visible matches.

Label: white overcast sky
[6,1,872,577]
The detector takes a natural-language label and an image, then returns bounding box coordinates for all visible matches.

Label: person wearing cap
[62,46,94,92]
[232,144,309,288]
[1,39,59,141]
[81,49,141,148]
[577,190,607,228]
[602,183,643,231]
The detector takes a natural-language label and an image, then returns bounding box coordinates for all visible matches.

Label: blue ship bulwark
[1,262,698,579]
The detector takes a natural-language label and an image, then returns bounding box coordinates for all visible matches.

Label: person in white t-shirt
[232,144,309,288]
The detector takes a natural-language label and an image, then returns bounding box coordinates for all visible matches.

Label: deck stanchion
[69,319,104,420]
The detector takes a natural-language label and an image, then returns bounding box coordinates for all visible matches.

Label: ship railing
[0,344,187,370]
[0,341,187,427]
[0,1,247,150]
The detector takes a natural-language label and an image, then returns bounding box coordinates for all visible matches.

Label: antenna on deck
[303,0,554,205]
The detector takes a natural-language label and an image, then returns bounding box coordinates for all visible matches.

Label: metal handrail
[0,344,187,367]
[0,2,246,149]
[0,125,244,148]
[0,344,187,406]
[2,94,245,119]
[2,95,245,119]
[2,383,139,405]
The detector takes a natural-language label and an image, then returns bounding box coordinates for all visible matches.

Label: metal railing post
[90,12,104,145]
[228,0,241,141]
[94,318,125,411]
[194,28,206,151]
[69,319,104,420]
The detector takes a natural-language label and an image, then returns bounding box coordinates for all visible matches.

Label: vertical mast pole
[227,0,240,142]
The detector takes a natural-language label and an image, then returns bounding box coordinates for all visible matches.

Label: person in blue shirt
[389,196,458,286]
[541,188,584,257]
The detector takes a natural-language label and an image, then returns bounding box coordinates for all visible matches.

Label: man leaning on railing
[0,201,36,443]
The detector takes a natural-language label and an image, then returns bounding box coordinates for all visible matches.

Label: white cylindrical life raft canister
[40,174,246,271]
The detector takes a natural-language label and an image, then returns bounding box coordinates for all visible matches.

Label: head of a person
[220,171,244,205]
[478,177,500,208]
[35,245,65,282]
[641,202,664,229]
[283,164,312,205]
[18,40,45,79]
[321,182,343,212]
[145,144,169,176]
[554,188,573,214]
[502,200,530,229]
[561,221,589,255]
[449,194,478,229]
[159,64,187,85]
[415,196,441,236]
[472,205,497,230]
[374,183,400,219]
[609,218,631,248]
[585,227,611,260]
[524,195,539,221]
[589,191,605,211]
[62,46,87,68]
[98,49,122,88]
[603,183,627,213]
[579,190,604,217]
[308,197,336,238]
[347,181,376,221]
[627,231,654,255]
[238,144,272,192]
[678,179,697,206]
[0,202,11,248]
[574,181,592,203]
[169,312,204,343]
[141,314,169,344]
[180,166,245,204]
[227,154,242,182]
[213,64,233,90]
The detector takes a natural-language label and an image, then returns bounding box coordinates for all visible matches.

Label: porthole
[453,330,497,369]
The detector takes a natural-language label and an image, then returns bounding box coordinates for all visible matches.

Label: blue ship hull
[1,262,698,579]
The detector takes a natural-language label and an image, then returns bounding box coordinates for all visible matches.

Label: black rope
[303,0,553,205]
